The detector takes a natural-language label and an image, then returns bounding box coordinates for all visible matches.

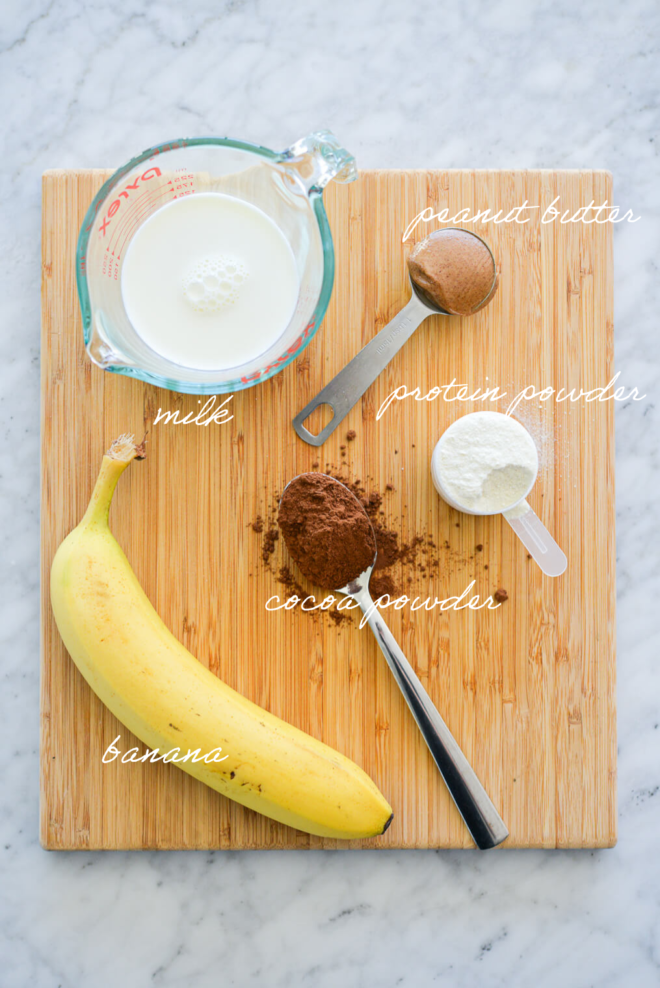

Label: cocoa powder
[278,474,376,589]
[261,526,279,563]
[250,464,485,626]
[369,573,398,598]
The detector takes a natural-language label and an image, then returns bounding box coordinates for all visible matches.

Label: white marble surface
[2,0,659,984]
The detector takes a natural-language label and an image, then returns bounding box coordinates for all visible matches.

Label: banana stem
[81,434,146,529]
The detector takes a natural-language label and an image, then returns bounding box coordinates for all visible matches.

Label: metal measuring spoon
[293,229,498,447]
[279,473,509,850]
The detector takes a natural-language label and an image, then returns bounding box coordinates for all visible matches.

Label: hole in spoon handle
[292,294,430,447]
[292,398,344,447]
[503,501,567,577]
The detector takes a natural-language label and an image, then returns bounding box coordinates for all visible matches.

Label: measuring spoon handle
[355,588,509,850]
[293,293,432,446]
[503,501,567,577]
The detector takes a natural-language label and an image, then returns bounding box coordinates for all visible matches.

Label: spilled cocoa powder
[277,565,308,601]
[369,572,398,598]
[278,474,376,589]
[261,526,279,564]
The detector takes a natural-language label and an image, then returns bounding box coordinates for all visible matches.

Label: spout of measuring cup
[86,312,135,371]
[278,131,358,195]
[503,500,568,577]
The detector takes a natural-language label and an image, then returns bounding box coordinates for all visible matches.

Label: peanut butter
[408,229,497,315]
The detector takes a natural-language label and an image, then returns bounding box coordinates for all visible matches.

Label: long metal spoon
[280,474,509,850]
[292,231,497,447]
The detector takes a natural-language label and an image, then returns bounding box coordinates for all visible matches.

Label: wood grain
[41,169,616,849]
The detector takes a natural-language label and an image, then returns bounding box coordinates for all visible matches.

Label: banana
[50,435,393,840]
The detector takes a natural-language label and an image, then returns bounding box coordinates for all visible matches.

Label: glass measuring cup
[76,131,357,394]
[431,412,567,577]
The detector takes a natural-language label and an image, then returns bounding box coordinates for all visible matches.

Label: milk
[120,193,299,370]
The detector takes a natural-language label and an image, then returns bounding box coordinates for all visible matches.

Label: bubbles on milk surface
[182,255,248,314]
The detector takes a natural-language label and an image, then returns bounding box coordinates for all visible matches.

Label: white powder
[432,412,538,514]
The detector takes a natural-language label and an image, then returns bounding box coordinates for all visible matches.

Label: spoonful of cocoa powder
[278,473,375,589]
[277,472,509,851]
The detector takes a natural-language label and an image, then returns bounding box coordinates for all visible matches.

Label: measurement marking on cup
[109,187,173,259]
[109,184,197,261]
[114,191,177,261]
[116,198,172,260]
[97,167,163,237]
[107,187,161,254]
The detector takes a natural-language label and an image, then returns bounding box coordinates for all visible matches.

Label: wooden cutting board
[41,168,616,849]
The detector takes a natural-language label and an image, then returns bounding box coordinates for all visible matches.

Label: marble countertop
[2,0,659,985]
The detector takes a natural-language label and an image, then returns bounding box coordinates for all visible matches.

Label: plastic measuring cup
[431,413,567,578]
[76,131,357,394]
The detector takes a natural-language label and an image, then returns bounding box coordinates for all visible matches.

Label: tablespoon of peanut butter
[293,228,498,447]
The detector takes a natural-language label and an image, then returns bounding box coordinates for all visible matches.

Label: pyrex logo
[98,167,162,236]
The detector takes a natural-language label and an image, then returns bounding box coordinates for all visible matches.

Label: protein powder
[431,412,538,514]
